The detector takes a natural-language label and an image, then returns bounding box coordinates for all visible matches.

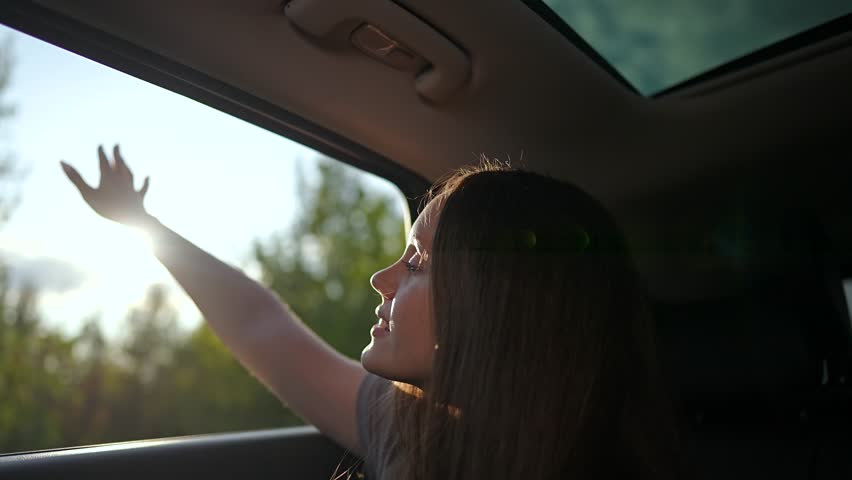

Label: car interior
[0,0,850,479]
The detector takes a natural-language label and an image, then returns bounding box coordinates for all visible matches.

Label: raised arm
[60,145,367,455]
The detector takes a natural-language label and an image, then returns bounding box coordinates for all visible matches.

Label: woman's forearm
[135,213,367,452]
[138,214,284,339]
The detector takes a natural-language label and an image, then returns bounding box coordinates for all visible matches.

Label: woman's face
[361,201,439,388]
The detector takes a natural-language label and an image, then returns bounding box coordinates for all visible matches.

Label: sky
[0,24,401,341]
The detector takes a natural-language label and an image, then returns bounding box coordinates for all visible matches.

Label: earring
[434,343,440,350]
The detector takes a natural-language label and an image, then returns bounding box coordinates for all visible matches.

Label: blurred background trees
[0,24,404,451]
[0,146,404,452]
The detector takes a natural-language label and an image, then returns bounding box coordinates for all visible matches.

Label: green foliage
[0,22,403,454]
[0,267,76,450]
[150,324,302,436]
[0,36,19,224]
[0,158,404,453]
[252,161,404,359]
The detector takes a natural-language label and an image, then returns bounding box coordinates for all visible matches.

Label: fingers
[113,144,133,182]
[140,176,150,198]
[85,143,148,196]
[60,161,95,198]
[97,145,111,182]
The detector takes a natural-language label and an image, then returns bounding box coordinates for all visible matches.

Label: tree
[0,266,77,451]
[0,27,405,448]
[148,322,302,436]
[99,157,405,440]
[0,36,18,224]
[252,159,405,359]
[0,35,76,453]
[122,284,179,385]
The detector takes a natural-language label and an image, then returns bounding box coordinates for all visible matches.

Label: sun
[60,220,166,310]
[124,226,155,253]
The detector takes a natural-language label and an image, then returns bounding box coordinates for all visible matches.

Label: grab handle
[285,0,471,103]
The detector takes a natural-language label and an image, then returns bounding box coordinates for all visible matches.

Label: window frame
[522,0,852,98]
[0,0,430,216]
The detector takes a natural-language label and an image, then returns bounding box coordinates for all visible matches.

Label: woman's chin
[361,344,404,382]
[360,341,432,388]
[360,341,388,376]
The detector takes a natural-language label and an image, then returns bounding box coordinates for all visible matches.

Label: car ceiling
[9,0,852,302]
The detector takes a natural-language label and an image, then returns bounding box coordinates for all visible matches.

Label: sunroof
[538,0,852,95]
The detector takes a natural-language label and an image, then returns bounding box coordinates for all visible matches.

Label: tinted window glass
[0,25,404,453]
[540,0,852,94]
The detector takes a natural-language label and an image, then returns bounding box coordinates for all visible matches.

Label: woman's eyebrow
[401,243,417,257]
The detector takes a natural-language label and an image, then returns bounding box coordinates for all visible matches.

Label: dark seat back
[655,278,828,480]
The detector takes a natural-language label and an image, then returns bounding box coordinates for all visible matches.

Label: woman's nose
[370,266,396,299]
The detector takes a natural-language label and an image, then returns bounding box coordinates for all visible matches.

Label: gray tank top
[356,373,405,479]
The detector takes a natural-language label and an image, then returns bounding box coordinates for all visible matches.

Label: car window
[0,25,404,454]
[538,0,852,95]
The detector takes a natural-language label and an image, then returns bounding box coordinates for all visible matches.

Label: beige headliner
[32,0,852,300]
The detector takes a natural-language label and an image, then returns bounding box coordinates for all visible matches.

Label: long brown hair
[391,159,684,479]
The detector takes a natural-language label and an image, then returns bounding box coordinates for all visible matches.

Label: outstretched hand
[61,144,151,226]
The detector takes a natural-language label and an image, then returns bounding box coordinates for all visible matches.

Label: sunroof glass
[539,0,852,95]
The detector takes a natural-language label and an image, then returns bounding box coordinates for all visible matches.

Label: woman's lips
[370,325,389,337]
[371,318,391,338]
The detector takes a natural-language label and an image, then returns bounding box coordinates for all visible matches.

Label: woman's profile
[61,145,684,479]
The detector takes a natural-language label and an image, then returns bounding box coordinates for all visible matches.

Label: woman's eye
[403,261,421,272]
[403,253,422,272]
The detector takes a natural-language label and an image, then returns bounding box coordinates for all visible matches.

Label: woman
[61,145,684,479]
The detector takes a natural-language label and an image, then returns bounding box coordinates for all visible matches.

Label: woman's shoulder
[357,373,394,419]
[356,373,395,442]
